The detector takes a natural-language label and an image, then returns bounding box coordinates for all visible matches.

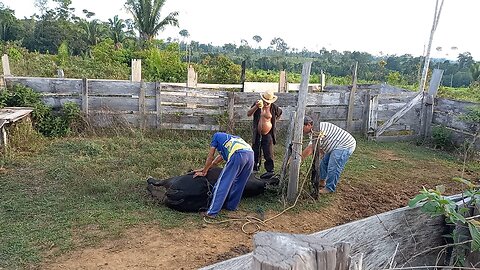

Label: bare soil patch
[44,156,478,270]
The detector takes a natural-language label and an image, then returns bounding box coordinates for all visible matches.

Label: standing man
[193,132,254,218]
[301,116,356,197]
[247,89,282,176]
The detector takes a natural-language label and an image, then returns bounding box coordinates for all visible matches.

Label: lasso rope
[203,130,325,234]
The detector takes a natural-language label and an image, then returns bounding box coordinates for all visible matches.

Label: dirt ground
[44,150,479,270]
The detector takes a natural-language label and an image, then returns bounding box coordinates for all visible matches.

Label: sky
[2,0,479,60]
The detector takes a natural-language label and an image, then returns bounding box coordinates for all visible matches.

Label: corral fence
[1,75,479,149]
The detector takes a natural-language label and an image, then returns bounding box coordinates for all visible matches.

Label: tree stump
[252,232,351,270]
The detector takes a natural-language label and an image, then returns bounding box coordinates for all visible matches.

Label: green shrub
[431,125,453,150]
[1,84,82,137]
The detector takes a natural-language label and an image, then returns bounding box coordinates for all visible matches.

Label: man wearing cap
[301,116,356,197]
[247,89,282,175]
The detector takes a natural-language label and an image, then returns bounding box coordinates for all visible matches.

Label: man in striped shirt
[301,116,356,197]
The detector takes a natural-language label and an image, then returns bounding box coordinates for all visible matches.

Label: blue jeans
[319,147,355,192]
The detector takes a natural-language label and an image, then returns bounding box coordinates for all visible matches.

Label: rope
[203,131,324,234]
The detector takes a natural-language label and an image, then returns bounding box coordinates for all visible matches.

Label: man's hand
[193,168,206,178]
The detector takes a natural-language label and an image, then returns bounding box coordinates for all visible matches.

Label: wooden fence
[3,76,428,141]
[199,203,449,269]
[433,98,480,150]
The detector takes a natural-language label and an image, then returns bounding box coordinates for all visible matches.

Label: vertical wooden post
[187,65,197,88]
[155,82,162,129]
[139,80,146,129]
[280,111,296,186]
[241,60,246,92]
[0,120,7,150]
[227,92,235,133]
[421,68,443,139]
[346,62,358,133]
[320,70,325,91]
[287,62,312,203]
[2,54,11,76]
[279,70,287,93]
[81,78,89,116]
[57,69,64,78]
[367,95,378,140]
[131,59,142,82]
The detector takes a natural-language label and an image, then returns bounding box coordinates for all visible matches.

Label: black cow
[146,167,278,212]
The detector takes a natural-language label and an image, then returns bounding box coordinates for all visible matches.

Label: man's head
[260,90,278,107]
[303,116,314,134]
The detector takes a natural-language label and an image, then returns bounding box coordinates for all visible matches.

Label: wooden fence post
[287,62,311,203]
[227,92,235,133]
[346,62,358,133]
[139,80,146,129]
[81,78,89,116]
[320,70,325,91]
[2,54,11,76]
[57,69,64,78]
[278,70,287,93]
[280,111,296,186]
[187,65,197,88]
[155,82,162,129]
[131,59,142,82]
[241,60,246,92]
[420,68,443,140]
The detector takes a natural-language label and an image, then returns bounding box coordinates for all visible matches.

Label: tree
[270,37,288,53]
[108,15,128,49]
[458,52,474,70]
[124,0,179,41]
[470,63,480,83]
[0,5,20,41]
[252,35,262,45]
[179,29,189,39]
[81,19,105,47]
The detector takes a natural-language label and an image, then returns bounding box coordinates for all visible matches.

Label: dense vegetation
[0,0,479,100]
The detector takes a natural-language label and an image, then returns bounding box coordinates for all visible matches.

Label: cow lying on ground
[146,167,279,212]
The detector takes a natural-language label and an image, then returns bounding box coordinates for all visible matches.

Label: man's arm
[301,144,313,160]
[247,102,260,117]
[194,147,217,177]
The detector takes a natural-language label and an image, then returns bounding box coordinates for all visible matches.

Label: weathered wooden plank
[139,81,146,129]
[88,96,226,112]
[200,205,449,270]
[376,92,418,102]
[88,80,144,96]
[346,62,358,133]
[42,97,82,109]
[227,92,235,133]
[432,111,478,132]
[234,106,363,122]
[234,92,360,107]
[155,82,162,129]
[288,62,311,203]
[434,98,479,113]
[81,79,88,115]
[5,77,82,94]
[252,232,349,270]
[375,91,424,137]
[420,69,443,139]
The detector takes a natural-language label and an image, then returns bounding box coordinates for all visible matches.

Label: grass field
[1,126,479,269]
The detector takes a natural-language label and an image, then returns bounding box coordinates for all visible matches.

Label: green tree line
[0,0,479,90]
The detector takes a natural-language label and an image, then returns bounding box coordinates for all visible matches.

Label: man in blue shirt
[194,132,254,218]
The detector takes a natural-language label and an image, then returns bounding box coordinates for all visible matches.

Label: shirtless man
[247,89,282,175]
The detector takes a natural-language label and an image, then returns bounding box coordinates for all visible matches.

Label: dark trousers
[252,132,274,172]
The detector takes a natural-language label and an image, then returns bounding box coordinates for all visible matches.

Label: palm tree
[81,19,104,46]
[108,15,127,49]
[470,63,480,83]
[124,0,179,41]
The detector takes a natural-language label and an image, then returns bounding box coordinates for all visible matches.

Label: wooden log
[199,201,455,270]
[280,112,296,187]
[252,232,350,270]
[420,69,443,139]
[346,62,358,133]
[2,54,11,76]
[287,62,311,203]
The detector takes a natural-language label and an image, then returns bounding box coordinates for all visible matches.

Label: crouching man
[301,116,356,197]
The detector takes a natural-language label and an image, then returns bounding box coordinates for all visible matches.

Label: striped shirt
[309,122,356,154]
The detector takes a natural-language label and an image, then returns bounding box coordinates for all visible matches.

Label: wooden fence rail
[4,77,478,146]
